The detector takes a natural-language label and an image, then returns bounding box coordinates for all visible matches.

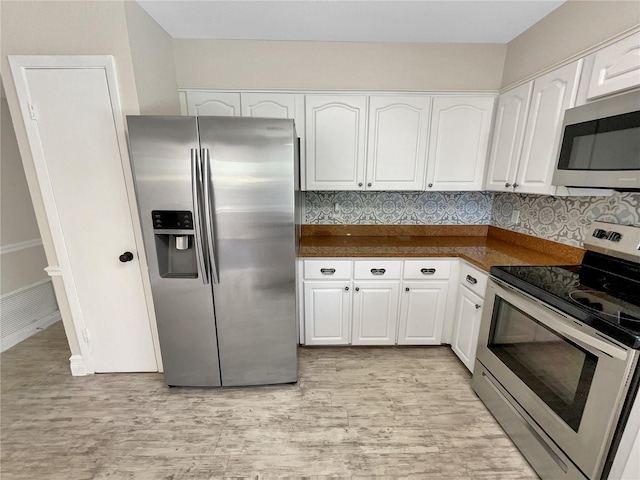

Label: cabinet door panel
[427,97,494,191]
[366,96,430,190]
[485,83,532,192]
[186,91,240,116]
[451,286,483,372]
[352,281,400,345]
[304,281,351,345]
[587,32,640,100]
[305,96,367,190]
[398,281,449,345]
[516,61,582,195]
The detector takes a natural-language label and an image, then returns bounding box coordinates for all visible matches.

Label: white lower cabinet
[303,280,352,345]
[397,281,449,345]
[301,258,457,346]
[352,281,400,345]
[451,263,488,372]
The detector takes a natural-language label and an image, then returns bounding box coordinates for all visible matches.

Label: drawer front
[304,260,352,280]
[460,262,488,298]
[354,260,402,279]
[403,260,451,280]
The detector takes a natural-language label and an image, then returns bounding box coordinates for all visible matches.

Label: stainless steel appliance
[126,116,299,387]
[552,90,640,190]
[473,221,640,480]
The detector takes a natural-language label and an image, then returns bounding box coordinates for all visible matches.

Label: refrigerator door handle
[202,148,220,284]
[191,148,209,284]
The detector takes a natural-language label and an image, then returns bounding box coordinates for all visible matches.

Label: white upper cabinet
[305,95,368,191]
[186,91,241,116]
[366,96,431,190]
[485,83,533,192]
[426,97,494,191]
[485,60,582,195]
[516,60,582,195]
[585,32,640,101]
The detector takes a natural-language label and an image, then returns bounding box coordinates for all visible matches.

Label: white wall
[501,0,640,88]
[173,39,506,91]
[124,1,180,114]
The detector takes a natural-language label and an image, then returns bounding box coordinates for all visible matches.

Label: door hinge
[82,328,90,343]
[28,103,37,120]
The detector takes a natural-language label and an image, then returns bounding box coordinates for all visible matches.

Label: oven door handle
[490,280,628,361]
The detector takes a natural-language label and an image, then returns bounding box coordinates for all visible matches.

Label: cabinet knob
[358,182,363,187]
[344,286,349,291]
[405,287,410,292]
[428,183,433,188]
[367,182,372,187]
[355,287,360,292]
[475,304,482,309]
[505,183,511,188]
[513,183,519,188]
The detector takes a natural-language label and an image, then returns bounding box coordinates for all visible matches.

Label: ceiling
[136,1,566,44]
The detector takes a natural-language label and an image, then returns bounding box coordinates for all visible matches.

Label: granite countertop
[299,225,585,272]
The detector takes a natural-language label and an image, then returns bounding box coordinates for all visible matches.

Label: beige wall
[0,93,49,295]
[502,0,640,88]
[124,1,180,114]
[174,39,506,91]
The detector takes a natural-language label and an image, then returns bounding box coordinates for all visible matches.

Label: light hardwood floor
[1,322,538,479]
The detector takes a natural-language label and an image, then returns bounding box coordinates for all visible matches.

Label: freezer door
[198,116,298,386]
[127,116,221,387]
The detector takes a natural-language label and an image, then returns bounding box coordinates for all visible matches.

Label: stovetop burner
[490,256,640,349]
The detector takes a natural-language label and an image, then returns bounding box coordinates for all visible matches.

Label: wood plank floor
[1,322,538,479]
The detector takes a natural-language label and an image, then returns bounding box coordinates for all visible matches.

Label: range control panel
[584,221,640,261]
[152,210,193,230]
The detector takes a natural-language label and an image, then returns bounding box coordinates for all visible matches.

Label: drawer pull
[371,268,386,275]
[421,268,436,275]
[320,268,336,275]
[466,274,478,285]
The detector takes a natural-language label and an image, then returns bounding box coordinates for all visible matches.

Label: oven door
[475,279,637,480]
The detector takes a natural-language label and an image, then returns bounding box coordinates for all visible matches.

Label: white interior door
[10,57,158,373]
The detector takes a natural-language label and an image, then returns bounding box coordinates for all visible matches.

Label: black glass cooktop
[491,251,640,349]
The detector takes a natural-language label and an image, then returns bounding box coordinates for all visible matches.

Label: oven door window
[557,110,640,171]
[488,297,597,432]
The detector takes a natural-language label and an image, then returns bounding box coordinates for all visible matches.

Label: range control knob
[607,231,622,242]
[592,229,607,239]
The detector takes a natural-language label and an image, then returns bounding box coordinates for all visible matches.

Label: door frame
[8,55,162,374]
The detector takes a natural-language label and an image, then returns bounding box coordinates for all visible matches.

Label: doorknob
[119,251,134,263]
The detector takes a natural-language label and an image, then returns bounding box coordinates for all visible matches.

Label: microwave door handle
[202,148,220,284]
[191,148,209,284]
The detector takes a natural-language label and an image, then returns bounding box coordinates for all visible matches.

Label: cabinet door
[305,95,367,190]
[586,32,640,101]
[426,96,495,191]
[484,83,533,192]
[352,281,400,345]
[515,61,582,195]
[366,96,430,190]
[451,286,483,373]
[242,93,307,189]
[397,281,449,345]
[303,281,351,345]
[185,91,241,116]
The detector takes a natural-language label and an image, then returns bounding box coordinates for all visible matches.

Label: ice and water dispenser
[152,210,198,278]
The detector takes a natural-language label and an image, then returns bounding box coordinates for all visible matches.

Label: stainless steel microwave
[553,90,640,190]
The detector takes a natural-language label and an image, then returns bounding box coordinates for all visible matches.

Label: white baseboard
[69,355,88,376]
[1,279,60,352]
[0,312,61,352]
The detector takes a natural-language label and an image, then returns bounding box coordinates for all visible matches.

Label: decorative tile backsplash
[491,192,640,247]
[305,191,493,225]
[304,190,640,248]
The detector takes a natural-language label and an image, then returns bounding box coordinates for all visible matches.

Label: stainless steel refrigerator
[126,116,299,387]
